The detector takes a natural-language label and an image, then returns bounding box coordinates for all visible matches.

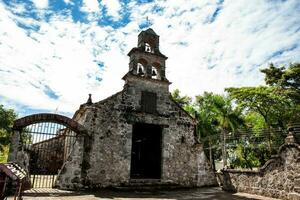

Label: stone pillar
[161,68,166,80]
[7,129,30,173]
[7,130,21,162]
[55,136,86,189]
[145,65,152,78]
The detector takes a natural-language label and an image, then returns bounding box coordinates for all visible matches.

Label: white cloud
[81,0,100,13]
[125,0,300,97]
[31,0,48,9]
[63,0,73,4]
[0,5,105,114]
[100,0,122,21]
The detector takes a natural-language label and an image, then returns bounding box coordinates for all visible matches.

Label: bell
[152,69,157,76]
[138,67,144,75]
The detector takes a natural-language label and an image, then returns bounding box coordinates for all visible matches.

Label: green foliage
[171,89,192,108]
[261,63,300,96]
[194,92,245,168]
[0,145,9,163]
[171,63,299,169]
[195,92,244,136]
[0,105,17,163]
[260,63,285,87]
[225,63,300,167]
[226,86,292,128]
[195,92,221,138]
[244,112,267,131]
[194,93,223,164]
[229,142,261,169]
[261,63,300,121]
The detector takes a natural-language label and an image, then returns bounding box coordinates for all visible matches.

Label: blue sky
[0,0,299,117]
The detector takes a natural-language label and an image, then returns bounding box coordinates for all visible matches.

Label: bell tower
[124,28,169,82]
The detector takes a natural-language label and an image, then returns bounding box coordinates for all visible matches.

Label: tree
[211,95,245,168]
[261,63,300,94]
[261,63,300,104]
[228,112,270,169]
[194,92,221,169]
[0,105,17,162]
[260,63,285,87]
[261,63,300,121]
[195,93,244,168]
[171,89,192,108]
[171,90,221,169]
[225,63,300,166]
[226,86,291,154]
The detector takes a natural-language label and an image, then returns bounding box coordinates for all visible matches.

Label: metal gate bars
[8,113,88,189]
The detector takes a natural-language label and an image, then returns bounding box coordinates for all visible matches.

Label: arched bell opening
[136,58,148,77]
[137,63,145,76]
[152,62,162,80]
[151,66,158,79]
[145,43,154,53]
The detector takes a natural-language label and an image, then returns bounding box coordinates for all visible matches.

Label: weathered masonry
[9,28,217,189]
[219,128,300,200]
[56,28,217,189]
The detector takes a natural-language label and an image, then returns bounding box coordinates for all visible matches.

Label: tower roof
[140,28,158,36]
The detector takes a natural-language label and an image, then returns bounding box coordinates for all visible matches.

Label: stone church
[57,28,216,188]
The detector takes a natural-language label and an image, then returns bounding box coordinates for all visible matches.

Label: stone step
[128,179,177,185]
[129,179,163,184]
[112,184,184,191]
[112,179,183,191]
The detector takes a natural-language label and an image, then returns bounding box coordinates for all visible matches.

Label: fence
[200,123,299,170]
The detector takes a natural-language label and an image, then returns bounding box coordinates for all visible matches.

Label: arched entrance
[8,113,88,188]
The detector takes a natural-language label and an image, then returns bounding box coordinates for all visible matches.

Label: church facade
[57,28,217,189]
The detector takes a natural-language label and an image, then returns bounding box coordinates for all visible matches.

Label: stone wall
[220,134,300,200]
[68,76,217,188]
[55,135,87,189]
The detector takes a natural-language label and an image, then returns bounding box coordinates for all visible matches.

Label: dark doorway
[130,123,162,179]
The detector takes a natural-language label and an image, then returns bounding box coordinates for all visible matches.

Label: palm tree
[211,95,245,168]
[195,93,220,170]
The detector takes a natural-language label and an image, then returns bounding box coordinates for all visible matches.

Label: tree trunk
[263,117,272,155]
[267,126,272,154]
[209,138,213,169]
[222,129,227,168]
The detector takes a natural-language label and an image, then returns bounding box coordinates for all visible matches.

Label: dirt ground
[6,187,281,200]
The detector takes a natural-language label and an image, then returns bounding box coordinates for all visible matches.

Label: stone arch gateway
[13,113,87,134]
[8,113,89,189]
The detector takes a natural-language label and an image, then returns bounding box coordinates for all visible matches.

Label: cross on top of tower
[145,16,151,28]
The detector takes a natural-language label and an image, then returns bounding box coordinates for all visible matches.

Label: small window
[145,43,152,53]
[141,91,157,114]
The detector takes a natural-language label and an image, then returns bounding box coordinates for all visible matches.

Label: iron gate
[21,122,80,188]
